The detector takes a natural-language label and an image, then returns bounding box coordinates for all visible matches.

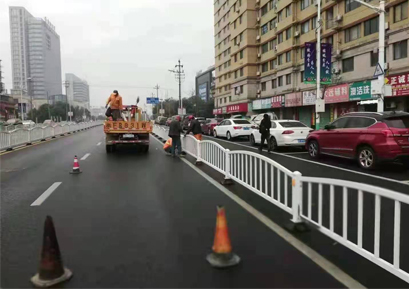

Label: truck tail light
[233,126,242,130]
[282,130,294,134]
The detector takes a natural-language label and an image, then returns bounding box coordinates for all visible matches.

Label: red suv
[306,111,409,169]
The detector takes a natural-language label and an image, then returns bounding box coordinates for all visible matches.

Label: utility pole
[168,60,185,112]
[154,84,163,115]
[63,81,71,121]
[353,0,385,112]
[27,77,33,119]
[315,0,322,130]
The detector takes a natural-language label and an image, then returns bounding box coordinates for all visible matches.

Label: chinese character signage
[285,92,302,107]
[304,42,316,84]
[303,91,316,106]
[386,73,409,97]
[213,108,222,115]
[320,43,332,84]
[324,84,349,103]
[252,99,262,110]
[349,81,372,101]
[146,97,159,104]
[198,83,207,101]
[271,95,285,108]
[226,103,248,113]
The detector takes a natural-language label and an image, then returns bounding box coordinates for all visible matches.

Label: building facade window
[261,24,269,35]
[301,0,309,10]
[286,51,291,62]
[345,0,361,13]
[261,4,268,16]
[240,67,244,76]
[286,28,291,39]
[262,43,269,53]
[278,76,283,86]
[370,51,378,67]
[261,82,267,91]
[285,5,292,17]
[301,21,309,34]
[394,40,408,60]
[312,16,317,29]
[272,79,277,88]
[270,18,277,29]
[301,71,304,82]
[342,57,354,72]
[240,49,244,59]
[286,74,291,85]
[270,59,276,69]
[262,62,269,72]
[364,17,378,36]
[278,32,283,43]
[394,1,408,22]
[278,54,283,65]
[345,24,361,42]
[278,10,283,22]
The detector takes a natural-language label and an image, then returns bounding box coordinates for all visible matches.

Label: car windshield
[233,120,251,124]
[384,116,409,128]
[279,121,307,128]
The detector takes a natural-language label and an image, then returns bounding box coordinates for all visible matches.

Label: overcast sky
[0,0,215,109]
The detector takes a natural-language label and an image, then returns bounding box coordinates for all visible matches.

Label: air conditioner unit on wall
[257,17,260,22]
[256,35,261,40]
[257,89,261,93]
[257,71,261,76]
[332,68,340,74]
[294,31,300,37]
[257,53,261,57]
[275,22,278,28]
[385,22,389,30]
[335,15,343,22]
[274,45,278,51]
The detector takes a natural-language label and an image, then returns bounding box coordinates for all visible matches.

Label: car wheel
[208,128,213,136]
[214,130,218,138]
[358,146,377,170]
[308,140,320,159]
[227,131,232,141]
[250,134,256,146]
[269,137,278,151]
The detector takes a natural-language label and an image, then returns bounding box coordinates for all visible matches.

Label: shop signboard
[198,83,207,101]
[303,91,316,106]
[271,95,285,108]
[222,106,227,114]
[285,92,302,107]
[386,73,409,97]
[212,108,222,115]
[349,81,372,101]
[226,103,248,113]
[304,42,316,84]
[324,84,349,103]
[320,43,332,84]
[252,99,262,110]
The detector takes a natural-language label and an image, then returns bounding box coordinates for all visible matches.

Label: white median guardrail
[0,121,103,151]
[152,125,409,284]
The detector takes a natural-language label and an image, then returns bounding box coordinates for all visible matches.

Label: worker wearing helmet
[185,115,203,141]
[106,90,123,121]
[168,115,183,157]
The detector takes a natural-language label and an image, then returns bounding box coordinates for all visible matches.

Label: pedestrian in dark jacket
[169,116,183,157]
[185,115,203,140]
[259,114,272,152]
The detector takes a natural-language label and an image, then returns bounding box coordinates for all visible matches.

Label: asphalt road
[1,126,345,288]
[153,126,409,287]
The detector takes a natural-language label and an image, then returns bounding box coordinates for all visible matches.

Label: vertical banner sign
[321,43,332,84]
[304,42,316,84]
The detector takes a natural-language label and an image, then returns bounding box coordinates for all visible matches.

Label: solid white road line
[204,136,409,187]
[97,142,101,146]
[180,158,365,289]
[31,182,62,206]
[80,153,91,160]
[282,151,309,155]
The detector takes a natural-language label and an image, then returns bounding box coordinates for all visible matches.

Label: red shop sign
[324,84,349,103]
[272,95,285,108]
[285,93,302,107]
[226,103,248,113]
[387,73,409,97]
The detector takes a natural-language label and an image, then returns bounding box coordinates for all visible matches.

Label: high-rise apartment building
[9,7,62,106]
[65,73,90,110]
[213,0,409,126]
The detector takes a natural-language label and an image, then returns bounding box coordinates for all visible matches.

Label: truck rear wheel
[142,145,149,153]
[106,145,112,153]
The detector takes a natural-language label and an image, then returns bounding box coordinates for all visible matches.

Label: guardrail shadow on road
[152,124,409,284]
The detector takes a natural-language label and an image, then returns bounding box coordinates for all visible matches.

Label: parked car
[155,116,167,125]
[201,118,223,135]
[22,120,35,128]
[43,119,56,126]
[6,118,22,126]
[251,113,279,126]
[306,111,409,170]
[213,119,253,140]
[166,117,172,126]
[250,120,312,150]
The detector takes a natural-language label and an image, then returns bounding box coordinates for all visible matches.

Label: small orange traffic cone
[69,156,82,174]
[31,216,73,287]
[206,206,240,268]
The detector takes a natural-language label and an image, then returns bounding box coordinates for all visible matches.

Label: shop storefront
[271,95,285,119]
[252,98,272,112]
[213,103,248,117]
[348,81,377,112]
[284,92,302,120]
[324,83,350,124]
[301,91,315,127]
[386,73,409,112]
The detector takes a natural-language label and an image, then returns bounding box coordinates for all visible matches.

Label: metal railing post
[291,171,303,224]
[196,140,202,165]
[222,149,233,185]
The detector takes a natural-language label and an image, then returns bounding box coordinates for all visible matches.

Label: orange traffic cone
[69,156,82,174]
[206,206,240,268]
[31,216,73,287]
